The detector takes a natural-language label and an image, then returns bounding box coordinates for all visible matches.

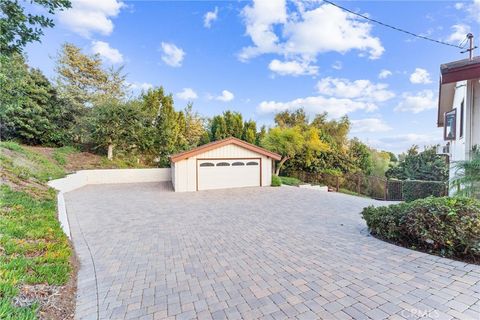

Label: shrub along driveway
[65,183,480,320]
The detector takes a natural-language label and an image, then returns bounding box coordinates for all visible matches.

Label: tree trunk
[107,144,114,160]
[275,156,290,176]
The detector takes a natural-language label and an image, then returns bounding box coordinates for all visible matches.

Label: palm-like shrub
[451,150,480,199]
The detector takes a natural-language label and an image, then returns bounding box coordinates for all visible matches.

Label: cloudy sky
[25,0,480,154]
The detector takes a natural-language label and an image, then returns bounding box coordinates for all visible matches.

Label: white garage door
[197,159,261,190]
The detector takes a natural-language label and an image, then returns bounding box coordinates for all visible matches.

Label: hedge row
[362,197,480,262]
[402,180,447,202]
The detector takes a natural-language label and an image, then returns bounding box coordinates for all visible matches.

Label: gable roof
[170,137,282,162]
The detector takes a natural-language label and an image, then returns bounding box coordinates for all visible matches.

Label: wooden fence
[287,171,445,201]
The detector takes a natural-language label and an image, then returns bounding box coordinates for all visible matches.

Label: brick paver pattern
[65,183,480,320]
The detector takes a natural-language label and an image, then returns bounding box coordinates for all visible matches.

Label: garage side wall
[173,144,273,192]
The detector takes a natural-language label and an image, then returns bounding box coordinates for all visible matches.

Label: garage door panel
[197,159,260,190]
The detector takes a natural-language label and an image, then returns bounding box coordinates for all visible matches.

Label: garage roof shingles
[170,137,282,162]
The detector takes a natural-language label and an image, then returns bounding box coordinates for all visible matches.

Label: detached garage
[170,137,281,192]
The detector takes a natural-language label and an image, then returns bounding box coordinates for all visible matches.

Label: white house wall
[173,144,273,192]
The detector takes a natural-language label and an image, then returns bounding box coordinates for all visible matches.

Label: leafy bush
[279,176,301,186]
[403,180,447,202]
[271,175,281,187]
[362,197,480,261]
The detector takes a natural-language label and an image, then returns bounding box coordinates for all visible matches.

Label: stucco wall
[48,168,171,238]
[173,144,273,192]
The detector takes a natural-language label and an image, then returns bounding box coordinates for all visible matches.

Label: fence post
[384,180,388,201]
[336,176,340,192]
[357,175,361,194]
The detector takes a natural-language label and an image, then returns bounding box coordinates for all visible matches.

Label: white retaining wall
[48,168,171,238]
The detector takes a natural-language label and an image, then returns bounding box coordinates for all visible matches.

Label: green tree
[242,120,257,144]
[223,111,243,138]
[349,138,374,175]
[274,109,308,128]
[55,43,109,113]
[182,103,206,148]
[210,115,228,141]
[256,125,266,146]
[261,126,329,175]
[91,101,144,160]
[0,0,71,55]
[386,146,448,181]
[0,54,70,145]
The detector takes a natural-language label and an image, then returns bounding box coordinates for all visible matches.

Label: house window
[246,161,259,166]
[444,109,456,141]
[460,100,464,138]
[231,162,245,166]
[216,162,230,166]
[199,162,214,167]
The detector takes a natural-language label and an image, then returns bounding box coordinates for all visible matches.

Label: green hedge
[362,197,480,261]
[403,180,446,202]
[279,176,302,186]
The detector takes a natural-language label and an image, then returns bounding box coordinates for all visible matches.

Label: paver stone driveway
[64,183,480,320]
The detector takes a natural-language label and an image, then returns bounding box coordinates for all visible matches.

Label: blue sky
[25,0,480,154]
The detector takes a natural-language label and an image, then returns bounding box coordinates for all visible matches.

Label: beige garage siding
[172,144,273,192]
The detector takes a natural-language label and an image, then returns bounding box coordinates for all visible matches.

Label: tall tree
[261,126,328,175]
[210,115,228,141]
[55,43,108,113]
[182,103,206,148]
[0,0,71,55]
[386,146,448,181]
[349,138,374,175]
[0,54,69,144]
[256,125,266,146]
[223,111,243,138]
[91,101,144,160]
[274,109,308,128]
[242,120,257,144]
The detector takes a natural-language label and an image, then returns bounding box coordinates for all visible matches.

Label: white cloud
[351,118,392,133]
[268,59,318,76]
[370,133,442,153]
[128,82,153,93]
[395,90,437,113]
[378,69,392,79]
[446,24,470,43]
[466,0,480,23]
[332,61,342,70]
[59,0,124,37]
[409,68,432,84]
[455,2,465,10]
[91,41,123,64]
[316,77,395,102]
[239,0,287,61]
[215,90,235,102]
[239,1,384,65]
[177,88,198,100]
[160,42,185,67]
[204,7,218,28]
[258,96,377,118]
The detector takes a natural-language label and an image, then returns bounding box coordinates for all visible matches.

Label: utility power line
[323,0,465,49]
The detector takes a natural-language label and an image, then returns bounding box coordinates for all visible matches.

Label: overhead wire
[322,0,465,49]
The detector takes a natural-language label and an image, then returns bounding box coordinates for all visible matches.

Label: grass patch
[52,147,77,166]
[279,176,302,186]
[0,142,65,182]
[0,186,71,318]
[0,141,72,318]
[338,188,368,198]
